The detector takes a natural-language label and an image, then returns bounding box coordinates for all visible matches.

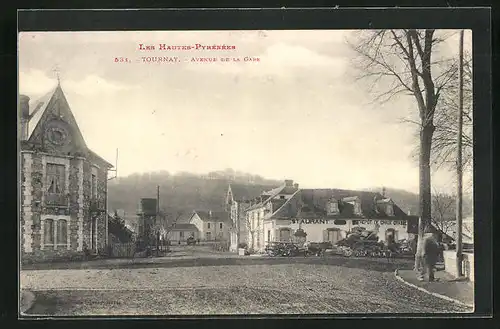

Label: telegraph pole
[156,185,160,254]
[455,30,464,277]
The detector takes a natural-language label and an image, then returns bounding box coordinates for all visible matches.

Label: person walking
[418,227,440,282]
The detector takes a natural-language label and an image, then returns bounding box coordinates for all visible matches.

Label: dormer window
[327,199,339,215]
[342,196,362,216]
[376,198,395,216]
[386,204,394,216]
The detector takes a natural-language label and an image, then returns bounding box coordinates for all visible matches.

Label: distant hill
[107,170,282,219]
[108,172,473,222]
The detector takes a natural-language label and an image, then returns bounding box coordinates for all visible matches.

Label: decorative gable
[25,85,88,156]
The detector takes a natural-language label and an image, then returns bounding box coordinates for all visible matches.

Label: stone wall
[20,152,108,263]
[443,250,475,282]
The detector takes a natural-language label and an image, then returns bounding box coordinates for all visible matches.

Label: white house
[189,210,231,241]
[225,181,297,252]
[167,223,199,243]
[243,183,413,253]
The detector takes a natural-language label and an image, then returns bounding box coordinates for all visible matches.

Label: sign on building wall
[357,219,407,226]
[290,218,407,226]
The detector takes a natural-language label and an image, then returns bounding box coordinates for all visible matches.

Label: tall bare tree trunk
[414,124,435,270]
[455,30,465,277]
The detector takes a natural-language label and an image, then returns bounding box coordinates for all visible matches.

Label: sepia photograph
[18,25,476,316]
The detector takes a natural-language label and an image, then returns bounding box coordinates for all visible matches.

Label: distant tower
[382,186,386,198]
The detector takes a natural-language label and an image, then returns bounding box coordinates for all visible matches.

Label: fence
[109,242,136,258]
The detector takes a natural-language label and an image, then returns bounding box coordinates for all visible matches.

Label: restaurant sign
[358,219,406,226]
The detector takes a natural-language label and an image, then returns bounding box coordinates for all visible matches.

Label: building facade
[241,182,414,253]
[225,182,283,251]
[167,224,199,243]
[19,84,113,263]
[189,210,231,241]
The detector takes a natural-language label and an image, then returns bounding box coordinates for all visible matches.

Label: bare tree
[246,213,261,251]
[431,190,456,236]
[348,30,459,269]
[431,52,473,172]
[158,210,183,247]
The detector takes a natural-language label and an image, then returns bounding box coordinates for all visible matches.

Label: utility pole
[455,30,464,277]
[156,185,160,254]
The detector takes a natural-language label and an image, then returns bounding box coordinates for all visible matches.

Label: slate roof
[24,86,59,140]
[268,189,408,220]
[228,183,279,202]
[193,210,231,223]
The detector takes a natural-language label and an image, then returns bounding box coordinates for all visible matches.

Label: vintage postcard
[19,26,477,317]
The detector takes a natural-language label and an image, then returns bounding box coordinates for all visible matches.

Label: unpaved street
[21,257,472,315]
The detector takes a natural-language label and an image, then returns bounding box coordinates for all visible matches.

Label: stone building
[19,83,113,263]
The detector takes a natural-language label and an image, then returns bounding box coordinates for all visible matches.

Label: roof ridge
[269,189,301,217]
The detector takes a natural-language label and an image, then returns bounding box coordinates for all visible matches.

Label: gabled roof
[21,84,113,168]
[192,210,230,223]
[228,183,279,202]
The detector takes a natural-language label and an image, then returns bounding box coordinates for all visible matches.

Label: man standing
[418,227,440,282]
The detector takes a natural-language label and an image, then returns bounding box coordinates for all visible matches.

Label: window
[280,195,285,199]
[91,174,97,198]
[386,204,394,216]
[267,230,271,242]
[219,223,223,229]
[180,231,184,238]
[57,219,68,247]
[328,200,339,215]
[47,163,65,194]
[207,223,211,229]
[43,219,54,246]
[334,219,346,225]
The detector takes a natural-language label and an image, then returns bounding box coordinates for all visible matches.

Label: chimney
[208,210,212,218]
[407,210,411,216]
[19,95,30,140]
[293,183,299,189]
[285,179,293,187]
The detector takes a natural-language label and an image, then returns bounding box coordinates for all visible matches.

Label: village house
[167,223,199,243]
[189,210,231,241]
[19,83,113,263]
[225,182,283,252]
[241,181,414,253]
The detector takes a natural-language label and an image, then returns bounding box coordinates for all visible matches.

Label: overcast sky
[18,30,472,193]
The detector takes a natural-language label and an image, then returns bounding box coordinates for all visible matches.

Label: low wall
[443,250,475,282]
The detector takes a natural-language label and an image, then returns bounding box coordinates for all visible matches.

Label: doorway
[385,228,397,244]
[327,228,341,244]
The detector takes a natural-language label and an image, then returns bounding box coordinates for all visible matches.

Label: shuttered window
[47,164,65,194]
[58,219,68,247]
[44,219,54,245]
